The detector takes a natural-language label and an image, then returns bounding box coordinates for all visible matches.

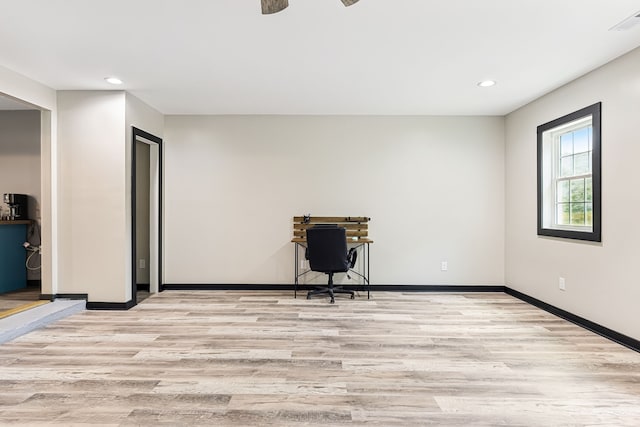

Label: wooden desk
[292,216,372,299]
[0,220,33,225]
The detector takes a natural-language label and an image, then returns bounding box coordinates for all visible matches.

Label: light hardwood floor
[0,290,639,426]
[0,287,41,313]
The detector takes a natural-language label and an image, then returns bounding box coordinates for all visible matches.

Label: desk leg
[367,243,370,299]
[294,244,298,298]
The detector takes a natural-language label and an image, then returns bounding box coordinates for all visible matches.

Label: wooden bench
[291,216,373,243]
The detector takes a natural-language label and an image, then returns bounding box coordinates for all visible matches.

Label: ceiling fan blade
[262,0,288,14]
[341,0,360,6]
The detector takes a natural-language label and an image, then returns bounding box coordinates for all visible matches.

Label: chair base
[306,286,355,304]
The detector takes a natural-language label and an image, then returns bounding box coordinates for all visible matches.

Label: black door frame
[131,127,163,306]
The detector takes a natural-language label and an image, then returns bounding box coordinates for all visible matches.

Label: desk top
[292,238,373,244]
[0,220,32,225]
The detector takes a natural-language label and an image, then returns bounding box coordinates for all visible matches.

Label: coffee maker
[3,193,29,221]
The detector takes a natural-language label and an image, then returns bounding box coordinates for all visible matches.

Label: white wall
[125,93,164,298]
[164,115,505,286]
[55,91,163,303]
[505,47,640,341]
[57,91,127,301]
[0,64,57,296]
[0,65,56,112]
[0,110,41,220]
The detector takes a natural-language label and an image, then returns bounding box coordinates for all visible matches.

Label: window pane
[557,203,570,225]
[574,152,590,175]
[585,203,593,226]
[560,133,573,156]
[586,177,592,202]
[573,127,590,153]
[557,180,570,202]
[570,179,585,202]
[571,202,585,225]
[560,156,573,177]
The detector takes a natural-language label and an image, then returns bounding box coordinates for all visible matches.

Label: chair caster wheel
[306,295,311,300]
[330,298,335,304]
[350,294,355,299]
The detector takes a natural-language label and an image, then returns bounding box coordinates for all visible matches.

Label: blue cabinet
[0,222,27,293]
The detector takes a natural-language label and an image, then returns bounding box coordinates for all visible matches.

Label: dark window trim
[537,102,601,242]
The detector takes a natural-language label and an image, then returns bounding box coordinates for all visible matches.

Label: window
[537,103,601,242]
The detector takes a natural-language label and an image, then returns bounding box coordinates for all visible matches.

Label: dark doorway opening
[131,127,162,306]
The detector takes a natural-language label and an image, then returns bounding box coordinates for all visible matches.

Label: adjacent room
[0,0,639,424]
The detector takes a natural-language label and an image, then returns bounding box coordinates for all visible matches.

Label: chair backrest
[306,225,350,274]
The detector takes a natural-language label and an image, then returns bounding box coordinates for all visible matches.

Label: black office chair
[305,225,357,304]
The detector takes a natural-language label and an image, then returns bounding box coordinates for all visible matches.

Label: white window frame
[546,116,592,231]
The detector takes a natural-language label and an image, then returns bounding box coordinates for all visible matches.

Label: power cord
[23,242,42,271]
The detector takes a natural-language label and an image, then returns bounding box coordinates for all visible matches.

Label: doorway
[0,99,43,313]
[131,127,162,306]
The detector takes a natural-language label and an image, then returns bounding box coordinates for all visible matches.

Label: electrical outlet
[559,277,566,291]
[441,261,448,271]
[139,259,146,269]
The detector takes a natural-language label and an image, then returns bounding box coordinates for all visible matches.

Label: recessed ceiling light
[478,80,496,88]
[105,77,123,85]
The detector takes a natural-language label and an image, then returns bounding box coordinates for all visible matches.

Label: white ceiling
[1,0,639,115]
